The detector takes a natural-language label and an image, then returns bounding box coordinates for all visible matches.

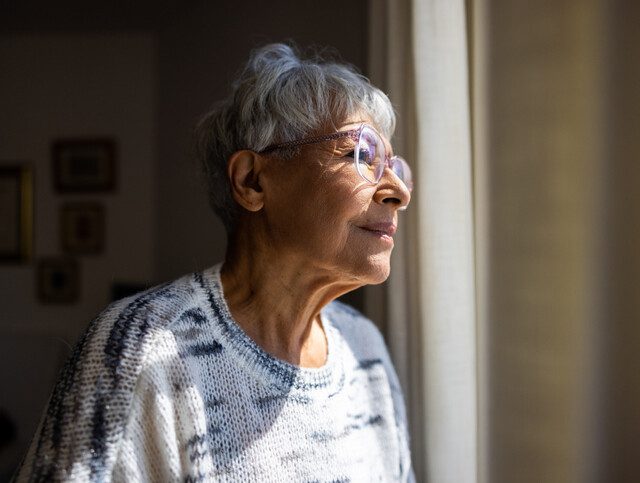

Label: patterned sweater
[14,264,414,482]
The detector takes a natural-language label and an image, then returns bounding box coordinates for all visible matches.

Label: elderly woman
[15,43,414,482]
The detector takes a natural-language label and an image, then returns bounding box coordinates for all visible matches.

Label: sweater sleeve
[112,330,215,483]
[11,305,129,482]
[12,281,190,482]
[111,361,182,482]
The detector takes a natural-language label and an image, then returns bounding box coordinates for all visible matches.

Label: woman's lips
[360,222,397,237]
[358,222,397,244]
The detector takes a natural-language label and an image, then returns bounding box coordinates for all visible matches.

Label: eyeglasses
[258,124,413,192]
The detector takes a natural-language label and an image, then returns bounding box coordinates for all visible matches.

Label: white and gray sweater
[15,264,414,482]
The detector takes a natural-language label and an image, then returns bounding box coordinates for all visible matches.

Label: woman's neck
[220,228,360,368]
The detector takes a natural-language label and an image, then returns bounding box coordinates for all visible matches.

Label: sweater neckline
[199,263,344,397]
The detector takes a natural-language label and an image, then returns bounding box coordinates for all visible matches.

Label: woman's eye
[360,149,374,165]
[344,150,356,158]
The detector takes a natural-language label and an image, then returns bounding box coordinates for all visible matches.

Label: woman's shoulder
[323,300,389,359]
[324,299,382,334]
[85,272,201,354]
[107,270,204,319]
[324,300,406,418]
[81,268,222,380]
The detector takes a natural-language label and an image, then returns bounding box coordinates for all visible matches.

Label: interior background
[0,1,369,478]
[2,1,639,482]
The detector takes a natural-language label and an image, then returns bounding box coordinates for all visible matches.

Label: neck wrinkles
[220,229,360,368]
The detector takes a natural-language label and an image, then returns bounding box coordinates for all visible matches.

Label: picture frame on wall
[61,202,105,255]
[37,257,79,304]
[52,138,116,192]
[0,165,33,263]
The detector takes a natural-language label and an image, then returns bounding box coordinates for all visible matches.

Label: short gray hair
[195,42,396,234]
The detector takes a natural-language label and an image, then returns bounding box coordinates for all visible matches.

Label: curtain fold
[477,1,608,482]
[410,2,478,482]
[367,1,478,482]
[370,1,640,482]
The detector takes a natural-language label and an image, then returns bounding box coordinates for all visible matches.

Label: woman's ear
[227,150,265,212]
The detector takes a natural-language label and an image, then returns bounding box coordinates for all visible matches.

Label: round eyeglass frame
[258,123,413,192]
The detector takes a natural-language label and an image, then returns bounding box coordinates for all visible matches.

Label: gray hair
[195,42,396,234]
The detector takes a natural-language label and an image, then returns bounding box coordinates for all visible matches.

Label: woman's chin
[357,256,392,285]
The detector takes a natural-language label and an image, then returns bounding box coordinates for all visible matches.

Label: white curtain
[367,1,478,482]
[369,1,640,483]
[473,1,619,482]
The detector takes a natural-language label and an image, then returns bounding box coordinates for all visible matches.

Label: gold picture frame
[0,165,33,263]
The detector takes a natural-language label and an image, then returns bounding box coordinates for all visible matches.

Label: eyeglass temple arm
[258,130,358,154]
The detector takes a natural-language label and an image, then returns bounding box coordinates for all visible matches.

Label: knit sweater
[14,263,414,482]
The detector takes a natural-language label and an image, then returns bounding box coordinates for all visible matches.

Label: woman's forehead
[337,112,374,131]
[336,117,394,155]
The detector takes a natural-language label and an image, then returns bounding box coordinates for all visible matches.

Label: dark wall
[0,1,369,477]
[155,0,369,282]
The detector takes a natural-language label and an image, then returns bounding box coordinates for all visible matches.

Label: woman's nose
[373,167,411,210]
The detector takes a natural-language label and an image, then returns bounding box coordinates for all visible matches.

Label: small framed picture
[52,138,116,192]
[61,202,105,255]
[37,257,79,304]
[0,165,33,263]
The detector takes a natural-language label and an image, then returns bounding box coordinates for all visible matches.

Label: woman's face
[260,114,411,286]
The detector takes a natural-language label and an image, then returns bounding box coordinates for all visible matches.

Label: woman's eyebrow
[338,120,367,130]
[334,137,358,149]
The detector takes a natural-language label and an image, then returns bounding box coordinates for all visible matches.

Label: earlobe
[227,150,265,212]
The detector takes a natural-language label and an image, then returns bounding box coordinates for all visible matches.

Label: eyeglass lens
[355,127,382,183]
[356,126,413,191]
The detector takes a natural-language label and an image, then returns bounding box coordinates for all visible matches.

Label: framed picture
[61,202,105,255]
[52,138,116,192]
[37,257,79,304]
[0,165,33,263]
